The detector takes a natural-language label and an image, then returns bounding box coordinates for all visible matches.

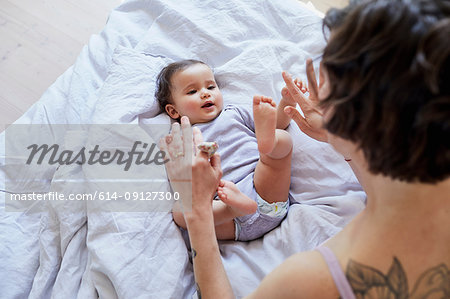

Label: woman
[160,0,450,297]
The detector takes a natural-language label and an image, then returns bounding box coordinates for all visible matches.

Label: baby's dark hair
[321,0,450,183]
[155,59,208,114]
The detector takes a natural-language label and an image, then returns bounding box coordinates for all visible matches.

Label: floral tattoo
[346,257,450,298]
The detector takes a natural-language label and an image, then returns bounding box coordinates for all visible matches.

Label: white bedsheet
[0,0,365,298]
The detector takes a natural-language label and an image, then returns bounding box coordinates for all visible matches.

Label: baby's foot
[217,180,257,217]
[253,95,277,154]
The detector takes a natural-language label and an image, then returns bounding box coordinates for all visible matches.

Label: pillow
[92,46,172,124]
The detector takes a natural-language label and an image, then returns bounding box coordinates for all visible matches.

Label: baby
[156,60,296,241]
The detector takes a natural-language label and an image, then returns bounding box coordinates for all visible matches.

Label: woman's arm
[185,208,234,298]
[161,117,234,298]
[185,126,234,298]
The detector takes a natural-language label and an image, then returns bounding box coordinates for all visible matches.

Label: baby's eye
[187,90,197,95]
[207,85,216,90]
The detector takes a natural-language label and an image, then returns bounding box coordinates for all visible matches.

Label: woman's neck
[364,174,450,218]
[347,148,450,216]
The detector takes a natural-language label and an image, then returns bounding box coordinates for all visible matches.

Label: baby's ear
[165,104,180,119]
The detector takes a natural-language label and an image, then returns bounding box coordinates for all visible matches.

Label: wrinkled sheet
[0,0,365,298]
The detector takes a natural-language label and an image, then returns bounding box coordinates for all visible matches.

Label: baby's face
[166,63,223,124]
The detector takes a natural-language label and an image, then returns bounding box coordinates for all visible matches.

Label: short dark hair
[155,59,208,114]
[321,0,450,183]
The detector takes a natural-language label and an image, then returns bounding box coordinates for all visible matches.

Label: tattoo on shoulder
[346,257,450,298]
[192,248,197,258]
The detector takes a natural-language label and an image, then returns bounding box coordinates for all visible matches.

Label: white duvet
[0,0,365,298]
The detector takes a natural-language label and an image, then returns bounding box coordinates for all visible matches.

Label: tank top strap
[316,246,356,299]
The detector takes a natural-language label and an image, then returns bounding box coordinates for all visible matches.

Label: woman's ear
[165,104,180,119]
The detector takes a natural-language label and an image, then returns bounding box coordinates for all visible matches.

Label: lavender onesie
[194,104,290,241]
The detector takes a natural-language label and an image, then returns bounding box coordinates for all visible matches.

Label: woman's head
[321,0,450,183]
[155,60,223,124]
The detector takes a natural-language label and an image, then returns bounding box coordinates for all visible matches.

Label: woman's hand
[161,117,233,298]
[159,116,222,218]
[282,58,328,142]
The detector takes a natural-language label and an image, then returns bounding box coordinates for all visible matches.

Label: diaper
[234,192,289,241]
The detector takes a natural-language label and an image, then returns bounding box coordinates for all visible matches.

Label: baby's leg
[253,95,292,203]
[172,200,235,229]
[173,182,257,239]
[214,180,258,240]
[215,180,261,240]
[214,221,236,240]
[173,207,235,240]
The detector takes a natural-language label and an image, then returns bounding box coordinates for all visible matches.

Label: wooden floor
[306,0,348,15]
[0,0,348,129]
[0,0,121,128]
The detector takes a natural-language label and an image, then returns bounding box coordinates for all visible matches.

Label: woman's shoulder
[323,217,450,299]
[246,250,339,299]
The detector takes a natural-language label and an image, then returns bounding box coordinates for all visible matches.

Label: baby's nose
[201,89,211,98]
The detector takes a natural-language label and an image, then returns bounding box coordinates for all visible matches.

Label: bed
[0,0,365,298]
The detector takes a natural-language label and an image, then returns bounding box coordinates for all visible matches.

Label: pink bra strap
[316,246,356,299]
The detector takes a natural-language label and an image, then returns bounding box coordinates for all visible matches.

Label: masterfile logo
[2,124,191,213]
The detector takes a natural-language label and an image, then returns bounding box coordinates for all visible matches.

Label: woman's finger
[180,116,193,159]
[285,106,326,141]
[192,127,203,156]
[159,137,171,164]
[319,60,325,89]
[282,71,310,113]
[169,122,184,159]
[306,58,319,101]
[284,106,308,131]
[165,134,173,144]
[210,153,222,178]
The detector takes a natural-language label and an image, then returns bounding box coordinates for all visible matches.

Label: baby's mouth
[201,101,214,108]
